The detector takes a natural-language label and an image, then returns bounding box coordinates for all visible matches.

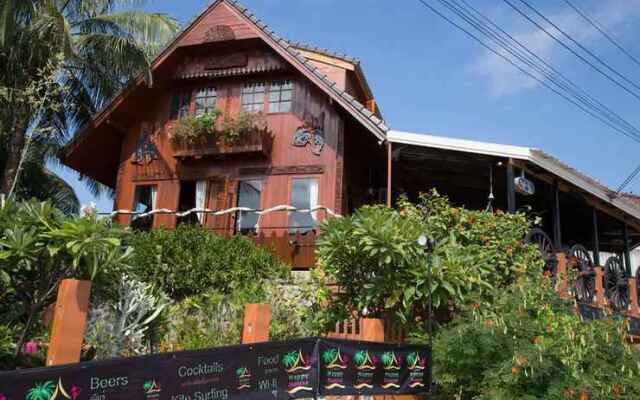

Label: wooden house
[62,0,640,280]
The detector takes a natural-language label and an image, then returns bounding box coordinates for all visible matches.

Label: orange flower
[511,366,519,375]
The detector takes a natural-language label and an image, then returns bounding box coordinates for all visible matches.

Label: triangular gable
[68,0,387,154]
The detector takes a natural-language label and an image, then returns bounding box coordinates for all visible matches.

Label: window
[268,81,293,113]
[236,180,262,234]
[131,185,157,231]
[289,178,318,233]
[170,91,191,119]
[195,87,217,115]
[241,83,265,112]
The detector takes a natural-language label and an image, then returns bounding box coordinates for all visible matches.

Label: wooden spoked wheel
[569,244,595,303]
[604,257,629,311]
[524,228,556,277]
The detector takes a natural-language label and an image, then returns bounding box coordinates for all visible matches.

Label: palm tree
[26,381,55,400]
[0,0,178,206]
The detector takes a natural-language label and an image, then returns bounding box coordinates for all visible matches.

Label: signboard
[0,338,430,400]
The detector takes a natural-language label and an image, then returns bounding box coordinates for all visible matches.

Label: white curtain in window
[309,179,319,221]
[195,180,207,223]
[150,186,158,210]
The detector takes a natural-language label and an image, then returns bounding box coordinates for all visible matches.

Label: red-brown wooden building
[63,0,640,275]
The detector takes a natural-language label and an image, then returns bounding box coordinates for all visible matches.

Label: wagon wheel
[524,228,556,277]
[569,244,595,303]
[604,257,628,311]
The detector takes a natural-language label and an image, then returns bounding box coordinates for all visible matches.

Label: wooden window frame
[268,80,293,113]
[194,86,218,115]
[241,82,266,113]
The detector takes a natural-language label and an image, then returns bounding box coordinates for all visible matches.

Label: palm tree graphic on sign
[381,351,401,370]
[353,350,376,370]
[282,350,311,372]
[27,379,72,400]
[322,348,347,369]
[407,352,426,370]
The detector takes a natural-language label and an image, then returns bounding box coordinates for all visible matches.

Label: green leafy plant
[413,272,640,399]
[313,191,541,329]
[85,276,169,359]
[125,224,289,300]
[0,200,130,363]
[171,109,265,145]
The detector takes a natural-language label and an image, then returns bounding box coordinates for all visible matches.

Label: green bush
[160,279,319,351]
[314,190,541,328]
[125,225,290,300]
[418,273,640,399]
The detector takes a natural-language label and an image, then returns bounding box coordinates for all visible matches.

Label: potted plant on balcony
[171,109,265,146]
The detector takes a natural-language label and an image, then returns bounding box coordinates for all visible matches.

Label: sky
[51,0,640,212]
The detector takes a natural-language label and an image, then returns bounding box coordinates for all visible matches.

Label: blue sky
[52,0,640,212]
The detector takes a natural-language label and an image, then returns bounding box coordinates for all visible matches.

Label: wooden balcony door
[204,178,237,236]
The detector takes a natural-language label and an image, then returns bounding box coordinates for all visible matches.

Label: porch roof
[387,130,640,223]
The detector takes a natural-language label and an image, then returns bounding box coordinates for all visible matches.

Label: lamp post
[418,234,435,394]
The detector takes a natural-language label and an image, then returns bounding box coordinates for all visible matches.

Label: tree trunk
[1,112,28,195]
[14,305,35,360]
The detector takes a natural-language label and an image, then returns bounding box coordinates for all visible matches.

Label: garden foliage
[0,200,130,367]
[314,190,541,328]
[125,224,289,300]
[171,109,265,145]
[421,272,640,400]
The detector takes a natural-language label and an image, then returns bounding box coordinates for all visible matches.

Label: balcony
[172,128,273,159]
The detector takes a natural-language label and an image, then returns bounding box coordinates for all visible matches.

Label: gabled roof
[387,130,640,222]
[64,0,388,156]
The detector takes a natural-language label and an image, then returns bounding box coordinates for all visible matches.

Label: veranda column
[552,181,562,249]
[592,208,600,266]
[623,222,632,277]
[506,159,516,213]
[387,141,393,208]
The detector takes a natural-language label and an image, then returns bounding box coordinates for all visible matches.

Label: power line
[454,0,640,141]
[415,0,640,193]
[417,0,640,144]
[503,0,640,103]
[562,0,640,70]
[446,0,640,143]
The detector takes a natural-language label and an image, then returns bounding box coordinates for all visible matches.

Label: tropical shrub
[160,279,319,351]
[313,191,541,328]
[171,109,265,145]
[418,273,640,399]
[125,225,289,300]
[0,200,131,362]
[85,276,169,360]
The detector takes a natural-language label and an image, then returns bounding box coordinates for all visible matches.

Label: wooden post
[592,208,600,266]
[629,277,640,317]
[387,142,392,208]
[552,181,562,249]
[556,253,569,299]
[506,159,516,213]
[242,304,271,344]
[623,223,632,276]
[46,279,91,366]
[594,267,607,307]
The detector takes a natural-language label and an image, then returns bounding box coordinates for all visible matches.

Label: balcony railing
[172,128,273,159]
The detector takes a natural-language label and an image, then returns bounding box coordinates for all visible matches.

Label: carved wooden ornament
[203,25,235,42]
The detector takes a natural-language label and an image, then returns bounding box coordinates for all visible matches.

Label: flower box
[172,128,273,159]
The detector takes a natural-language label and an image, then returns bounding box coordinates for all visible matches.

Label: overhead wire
[562,0,640,70]
[502,0,640,103]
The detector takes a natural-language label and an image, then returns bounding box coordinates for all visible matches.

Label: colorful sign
[0,338,430,399]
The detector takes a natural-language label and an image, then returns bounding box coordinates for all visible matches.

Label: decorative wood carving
[133,124,159,165]
[293,112,325,155]
[203,25,235,42]
[205,53,248,70]
[239,165,325,176]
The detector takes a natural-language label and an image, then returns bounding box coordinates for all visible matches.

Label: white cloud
[471,0,640,97]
